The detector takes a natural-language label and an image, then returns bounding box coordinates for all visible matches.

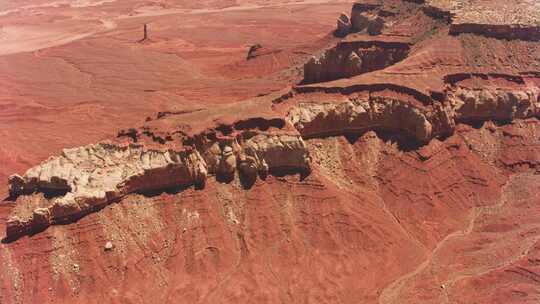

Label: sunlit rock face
[2,1,540,304]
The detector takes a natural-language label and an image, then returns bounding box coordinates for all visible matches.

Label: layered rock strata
[303,40,410,84]
[287,85,540,142]
[6,133,310,239]
[423,0,540,40]
[287,98,435,142]
[334,1,396,37]
[7,79,539,240]
[350,2,385,34]
[5,1,540,245]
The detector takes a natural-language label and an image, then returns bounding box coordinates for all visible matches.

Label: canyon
[1,0,540,303]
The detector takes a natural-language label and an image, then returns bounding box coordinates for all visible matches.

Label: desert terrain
[1,0,539,303]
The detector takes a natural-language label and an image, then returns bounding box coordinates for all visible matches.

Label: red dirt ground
[1,1,540,303]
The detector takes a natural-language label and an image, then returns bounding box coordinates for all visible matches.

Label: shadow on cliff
[343,129,425,152]
[2,195,16,202]
[1,197,122,244]
[463,118,514,130]
[135,183,200,198]
[3,186,71,203]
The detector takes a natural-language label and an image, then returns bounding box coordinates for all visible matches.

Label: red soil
[1,1,540,303]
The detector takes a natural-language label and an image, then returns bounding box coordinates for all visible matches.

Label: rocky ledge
[7,74,539,240]
[6,130,310,239]
[337,0,540,41]
[5,0,540,241]
[425,0,540,40]
[288,84,539,142]
[303,39,410,84]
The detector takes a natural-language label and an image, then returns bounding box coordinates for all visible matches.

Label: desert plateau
[1,0,539,303]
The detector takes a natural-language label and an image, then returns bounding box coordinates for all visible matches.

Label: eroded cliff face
[302,40,410,84]
[6,75,539,240]
[7,131,310,239]
[425,0,540,40]
[3,118,539,304]
[288,81,539,142]
[287,97,434,141]
[2,1,540,304]
[6,144,208,238]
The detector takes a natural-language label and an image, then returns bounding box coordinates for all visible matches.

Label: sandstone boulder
[104,241,114,251]
[246,43,263,60]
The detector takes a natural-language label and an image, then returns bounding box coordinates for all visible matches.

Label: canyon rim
[1,0,540,303]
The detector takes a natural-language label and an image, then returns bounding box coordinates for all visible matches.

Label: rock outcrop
[335,13,352,37]
[287,98,434,142]
[302,40,410,84]
[8,77,538,239]
[287,83,539,142]
[6,0,540,242]
[332,1,391,37]
[449,23,540,41]
[3,1,540,303]
[424,0,540,40]
[449,86,540,122]
[6,143,207,237]
[246,44,262,60]
[6,132,310,239]
[6,69,540,240]
[350,2,385,34]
